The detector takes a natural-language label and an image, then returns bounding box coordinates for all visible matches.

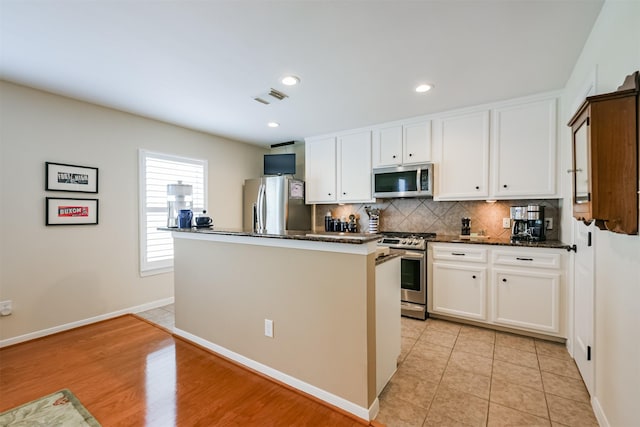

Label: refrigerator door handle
[257,183,266,232]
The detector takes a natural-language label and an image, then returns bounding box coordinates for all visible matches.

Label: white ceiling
[0,0,603,147]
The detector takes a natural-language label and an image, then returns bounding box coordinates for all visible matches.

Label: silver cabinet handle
[516,257,534,261]
[567,168,583,173]
[452,252,466,256]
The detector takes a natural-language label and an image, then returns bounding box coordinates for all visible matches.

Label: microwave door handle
[416,168,422,191]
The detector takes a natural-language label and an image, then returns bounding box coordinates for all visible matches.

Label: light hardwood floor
[0,315,369,426]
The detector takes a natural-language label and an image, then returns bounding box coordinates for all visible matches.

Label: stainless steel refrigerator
[243,176,311,234]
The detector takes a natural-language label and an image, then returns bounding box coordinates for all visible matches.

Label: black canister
[324,211,332,232]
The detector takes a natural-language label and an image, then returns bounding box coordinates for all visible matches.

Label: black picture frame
[46,197,99,226]
[45,162,98,193]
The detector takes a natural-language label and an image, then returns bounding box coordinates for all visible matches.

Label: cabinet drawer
[492,250,561,269]
[432,245,487,263]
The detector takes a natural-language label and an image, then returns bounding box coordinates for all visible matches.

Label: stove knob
[413,241,419,245]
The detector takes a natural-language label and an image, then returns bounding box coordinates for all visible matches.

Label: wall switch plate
[503,218,511,229]
[0,300,12,316]
[264,319,273,338]
[545,218,553,230]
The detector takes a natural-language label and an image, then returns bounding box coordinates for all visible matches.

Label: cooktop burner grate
[381,232,437,239]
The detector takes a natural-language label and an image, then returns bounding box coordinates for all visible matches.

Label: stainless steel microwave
[372,163,433,198]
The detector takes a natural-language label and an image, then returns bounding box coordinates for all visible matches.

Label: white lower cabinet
[432,262,487,321]
[492,268,560,334]
[428,243,566,338]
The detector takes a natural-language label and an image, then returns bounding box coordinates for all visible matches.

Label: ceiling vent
[254,88,289,105]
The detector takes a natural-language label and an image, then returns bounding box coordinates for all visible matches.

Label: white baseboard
[174,327,377,421]
[0,297,174,348]
[592,396,610,427]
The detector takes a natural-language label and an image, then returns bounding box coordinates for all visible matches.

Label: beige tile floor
[376,316,598,427]
[136,303,175,330]
[138,306,598,426]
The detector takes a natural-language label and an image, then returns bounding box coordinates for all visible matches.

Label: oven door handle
[401,252,425,260]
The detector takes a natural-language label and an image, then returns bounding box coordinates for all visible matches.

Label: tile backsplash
[315,198,560,240]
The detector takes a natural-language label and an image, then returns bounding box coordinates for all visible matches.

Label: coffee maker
[510,205,546,242]
[526,205,546,241]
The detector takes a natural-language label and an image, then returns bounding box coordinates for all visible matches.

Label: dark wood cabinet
[568,71,639,235]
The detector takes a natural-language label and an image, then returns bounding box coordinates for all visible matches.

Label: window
[139,150,207,275]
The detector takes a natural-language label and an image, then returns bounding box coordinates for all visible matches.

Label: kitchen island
[166,228,397,421]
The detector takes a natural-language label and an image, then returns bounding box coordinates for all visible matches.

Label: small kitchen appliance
[372,163,433,198]
[243,176,311,234]
[167,181,193,228]
[526,205,546,241]
[510,205,546,241]
[377,232,436,320]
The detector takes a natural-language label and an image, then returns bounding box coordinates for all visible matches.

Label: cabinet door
[491,98,557,197]
[377,126,403,167]
[403,120,431,164]
[339,131,373,202]
[433,110,490,199]
[492,268,560,334]
[432,262,487,321]
[305,137,337,203]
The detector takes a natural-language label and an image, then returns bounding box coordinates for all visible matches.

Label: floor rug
[0,389,101,426]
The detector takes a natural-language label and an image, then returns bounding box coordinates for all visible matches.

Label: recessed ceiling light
[281,75,300,86]
[267,122,280,128]
[415,84,433,93]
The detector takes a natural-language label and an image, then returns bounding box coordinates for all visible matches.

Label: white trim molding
[0,297,174,348]
[173,327,378,421]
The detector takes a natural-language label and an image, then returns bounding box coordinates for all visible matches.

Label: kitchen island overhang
[166,228,393,421]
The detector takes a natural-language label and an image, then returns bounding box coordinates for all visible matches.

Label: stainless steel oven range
[377,232,435,320]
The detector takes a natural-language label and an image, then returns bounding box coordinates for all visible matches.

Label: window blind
[139,150,207,275]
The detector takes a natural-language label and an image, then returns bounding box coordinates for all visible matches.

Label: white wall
[560,1,640,426]
[0,81,266,342]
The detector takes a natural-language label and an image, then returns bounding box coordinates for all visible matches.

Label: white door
[377,125,403,167]
[574,220,595,395]
[403,120,431,164]
[305,137,337,203]
[491,98,557,197]
[492,268,560,334]
[433,110,490,199]
[339,131,373,202]
[432,262,487,321]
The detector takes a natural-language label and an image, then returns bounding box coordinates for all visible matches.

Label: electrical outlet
[545,218,553,230]
[0,300,12,316]
[264,319,273,338]
[502,218,511,229]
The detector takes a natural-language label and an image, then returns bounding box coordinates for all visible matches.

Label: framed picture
[46,162,98,193]
[46,197,99,226]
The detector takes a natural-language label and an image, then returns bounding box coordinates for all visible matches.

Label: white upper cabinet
[433,110,490,199]
[376,125,403,167]
[491,98,557,197]
[404,121,432,164]
[433,95,558,201]
[305,137,337,203]
[305,92,558,203]
[305,131,373,204]
[373,120,432,168]
[339,131,373,203]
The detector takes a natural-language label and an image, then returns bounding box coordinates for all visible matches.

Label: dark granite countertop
[428,235,571,250]
[375,250,404,266]
[160,227,382,245]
